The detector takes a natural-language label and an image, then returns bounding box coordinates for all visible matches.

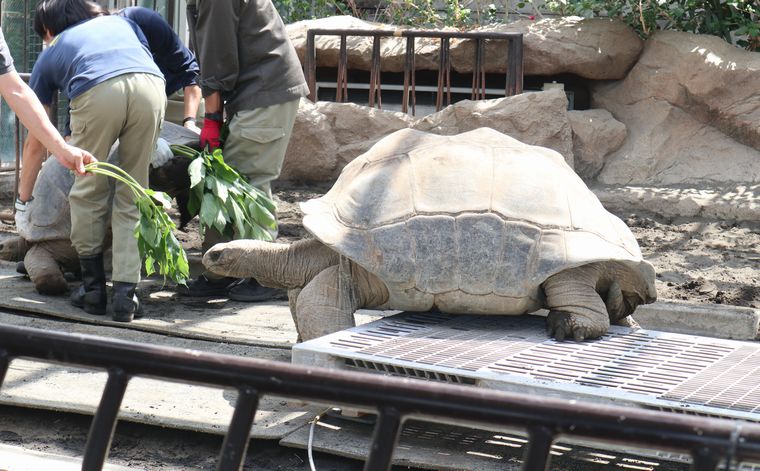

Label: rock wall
[282,89,572,182]
[592,31,760,185]
[286,16,642,79]
[284,17,760,189]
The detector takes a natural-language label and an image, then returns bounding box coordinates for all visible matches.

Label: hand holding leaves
[84,162,190,285]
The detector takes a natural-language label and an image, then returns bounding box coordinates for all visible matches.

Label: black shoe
[228,278,284,302]
[177,274,240,297]
[70,253,107,315]
[112,282,142,322]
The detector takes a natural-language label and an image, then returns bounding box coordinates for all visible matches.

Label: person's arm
[199,90,222,149]
[17,131,46,202]
[194,0,241,97]
[0,71,95,179]
[182,84,202,131]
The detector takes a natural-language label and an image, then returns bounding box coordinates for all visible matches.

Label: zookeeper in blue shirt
[18,0,166,323]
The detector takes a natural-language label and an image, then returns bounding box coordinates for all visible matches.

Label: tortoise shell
[302,127,654,314]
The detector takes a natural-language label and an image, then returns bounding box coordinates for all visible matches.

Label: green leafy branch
[84,161,190,285]
[170,145,277,242]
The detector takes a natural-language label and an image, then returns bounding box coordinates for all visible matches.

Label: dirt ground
[6,182,759,309]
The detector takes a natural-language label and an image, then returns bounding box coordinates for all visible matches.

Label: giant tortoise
[204,128,657,341]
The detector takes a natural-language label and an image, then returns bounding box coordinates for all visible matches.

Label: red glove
[200,117,222,150]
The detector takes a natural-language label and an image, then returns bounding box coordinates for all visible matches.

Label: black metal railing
[1,322,760,470]
[304,29,523,115]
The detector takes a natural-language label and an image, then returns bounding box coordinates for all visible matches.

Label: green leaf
[187,147,278,242]
[213,203,229,234]
[188,157,205,188]
[249,201,277,230]
[213,179,230,203]
[200,192,221,230]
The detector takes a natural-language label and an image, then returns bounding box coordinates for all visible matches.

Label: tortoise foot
[546,310,607,341]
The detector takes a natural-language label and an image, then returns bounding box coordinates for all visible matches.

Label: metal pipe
[216,386,259,471]
[82,367,129,470]
[364,406,402,471]
[522,426,554,471]
[1,323,759,467]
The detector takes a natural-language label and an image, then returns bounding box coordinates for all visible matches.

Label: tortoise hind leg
[543,264,609,341]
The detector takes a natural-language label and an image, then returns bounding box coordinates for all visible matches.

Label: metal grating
[292,312,760,422]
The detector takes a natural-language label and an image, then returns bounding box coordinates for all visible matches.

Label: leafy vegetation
[84,162,189,285]
[544,0,760,50]
[171,145,278,243]
[272,0,759,50]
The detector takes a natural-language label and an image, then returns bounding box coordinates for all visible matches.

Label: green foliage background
[272,0,760,50]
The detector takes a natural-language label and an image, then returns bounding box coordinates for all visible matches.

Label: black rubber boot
[70,253,107,315]
[112,281,142,322]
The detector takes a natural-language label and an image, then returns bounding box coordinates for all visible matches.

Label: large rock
[281,90,574,182]
[593,30,760,185]
[414,88,574,165]
[282,99,413,182]
[469,17,642,79]
[568,109,626,180]
[287,16,642,79]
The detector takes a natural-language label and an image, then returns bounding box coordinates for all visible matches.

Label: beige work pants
[69,73,166,283]
[201,98,299,254]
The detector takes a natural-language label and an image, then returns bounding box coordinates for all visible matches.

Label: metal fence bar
[304,28,524,114]
[364,406,402,471]
[336,33,348,102]
[369,33,382,108]
[435,36,451,112]
[402,36,416,115]
[523,425,554,470]
[0,348,9,386]
[82,367,129,470]
[1,322,760,470]
[507,34,524,96]
[216,385,260,471]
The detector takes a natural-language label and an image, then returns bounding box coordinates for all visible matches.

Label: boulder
[568,109,626,180]
[414,88,574,165]
[282,99,412,182]
[469,17,642,79]
[593,30,760,185]
[281,90,574,182]
[287,16,642,79]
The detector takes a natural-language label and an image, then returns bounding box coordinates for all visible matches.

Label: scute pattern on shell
[302,128,653,314]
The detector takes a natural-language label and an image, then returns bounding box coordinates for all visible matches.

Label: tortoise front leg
[294,264,359,341]
[543,264,609,341]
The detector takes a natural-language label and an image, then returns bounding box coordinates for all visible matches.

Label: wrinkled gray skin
[204,128,657,342]
[0,122,198,295]
[204,239,653,342]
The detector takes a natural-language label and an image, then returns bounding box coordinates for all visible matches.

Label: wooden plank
[0,262,390,348]
[0,311,319,440]
[0,261,297,347]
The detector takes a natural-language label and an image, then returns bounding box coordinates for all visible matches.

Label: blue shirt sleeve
[119,7,199,96]
[29,49,58,106]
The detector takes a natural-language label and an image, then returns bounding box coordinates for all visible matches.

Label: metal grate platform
[292,312,760,422]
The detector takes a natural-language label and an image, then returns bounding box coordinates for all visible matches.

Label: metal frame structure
[304,28,524,115]
[1,322,760,470]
